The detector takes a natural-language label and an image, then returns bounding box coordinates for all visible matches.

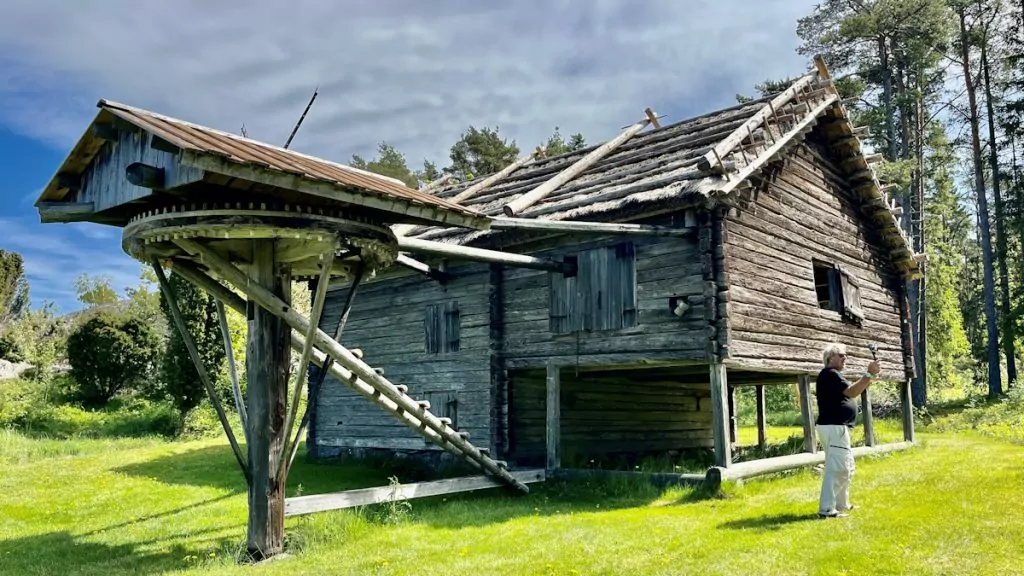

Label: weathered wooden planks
[284,469,546,517]
[507,368,713,465]
[723,136,910,377]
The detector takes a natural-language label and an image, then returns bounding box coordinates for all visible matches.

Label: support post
[245,240,290,561]
[755,384,767,449]
[797,374,817,454]
[546,363,561,472]
[901,380,915,443]
[727,385,737,449]
[709,362,731,468]
[860,390,876,447]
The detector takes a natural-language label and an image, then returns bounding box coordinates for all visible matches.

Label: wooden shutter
[615,242,638,328]
[444,300,461,352]
[425,301,461,353]
[424,303,440,353]
[838,268,864,322]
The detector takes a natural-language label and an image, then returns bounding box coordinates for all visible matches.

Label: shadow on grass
[112,442,462,497]
[111,440,730,533]
[717,513,822,531]
[0,528,238,576]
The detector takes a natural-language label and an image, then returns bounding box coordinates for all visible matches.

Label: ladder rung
[395,384,408,394]
[417,400,431,410]
[438,417,452,426]
[374,367,384,376]
[458,430,470,440]
[495,460,508,469]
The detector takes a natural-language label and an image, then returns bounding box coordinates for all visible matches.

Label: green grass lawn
[2,420,1023,576]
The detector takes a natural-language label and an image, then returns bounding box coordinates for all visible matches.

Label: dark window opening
[812,259,864,324]
[425,300,460,354]
[813,260,841,312]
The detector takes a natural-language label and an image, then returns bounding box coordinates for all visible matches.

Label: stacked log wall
[507,368,713,466]
[722,135,912,380]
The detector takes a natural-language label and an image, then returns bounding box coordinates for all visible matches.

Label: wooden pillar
[545,363,560,472]
[797,374,817,454]
[755,384,767,448]
[727,385,737,449]
[709,362,731,468]
[860,390,876,447]
[245,240,291,560]
[901,380,915,443]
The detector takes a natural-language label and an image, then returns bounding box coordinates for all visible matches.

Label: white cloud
[0,0,821,312]
[0,0,819,167]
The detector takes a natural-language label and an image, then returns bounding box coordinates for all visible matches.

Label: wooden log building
[308,60,921,471]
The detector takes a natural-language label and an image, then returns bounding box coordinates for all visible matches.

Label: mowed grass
[2,424,1023,576]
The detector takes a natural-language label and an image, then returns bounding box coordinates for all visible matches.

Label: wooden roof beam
[489,216,694,238]
[395,253,452,283]
[502,112,654,217]
[697,73,818,174]
[37,201,97,223]
[396,236,574,274]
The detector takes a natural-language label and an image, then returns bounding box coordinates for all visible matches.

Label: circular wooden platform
[121,202,398,278]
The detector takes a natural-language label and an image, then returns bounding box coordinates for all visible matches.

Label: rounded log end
[502,205,516,217]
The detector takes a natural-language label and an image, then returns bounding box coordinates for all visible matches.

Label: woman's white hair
[822,342,847,366]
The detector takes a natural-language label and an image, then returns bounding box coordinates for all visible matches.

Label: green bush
[0,330,25,362]
[180,400,226,439]
[66,311,162,406]
[0,378,182,438]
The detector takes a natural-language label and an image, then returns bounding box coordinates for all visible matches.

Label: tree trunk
[246,240,291,560]
[959,7,1004,399]
[912,87,928,406]
[981,31,1018,387]
[880,36,899,162]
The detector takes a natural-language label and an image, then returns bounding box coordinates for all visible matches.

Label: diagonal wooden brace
[152,259,251,484]
[172,239,528,492]
[277,247,335,483]
[215,300,248,444]
[286,262,366,471]
[168,260,487,474]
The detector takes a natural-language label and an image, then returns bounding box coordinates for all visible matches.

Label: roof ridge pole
[501,111,655,217]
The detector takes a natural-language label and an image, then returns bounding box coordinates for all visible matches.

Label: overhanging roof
[36,100,489,230]
[398,63,922,278]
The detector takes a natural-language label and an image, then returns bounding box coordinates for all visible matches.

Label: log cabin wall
[500,229,707,372]
[506,367,713,467]
[721,130,912,380]
[311,262,494,459]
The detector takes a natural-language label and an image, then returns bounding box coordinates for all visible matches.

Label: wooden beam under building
[709,362,731,468]
[797,374,817,454]
[285,469,546,517]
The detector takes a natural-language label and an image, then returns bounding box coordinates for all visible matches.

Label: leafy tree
[923,124,973,392]
[158,271,226,414]
[66,311,161,406]
[75,274,119,307]
[543,127,587,156]
[445,126,519,181]
[419,160,443,187]
[350,142,420,188]
[0,249,29,329]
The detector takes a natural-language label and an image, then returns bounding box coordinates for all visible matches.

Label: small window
[813,260,842,312]
[549,242,637,334]
[812,260,863,323]
[425,301,460,353]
